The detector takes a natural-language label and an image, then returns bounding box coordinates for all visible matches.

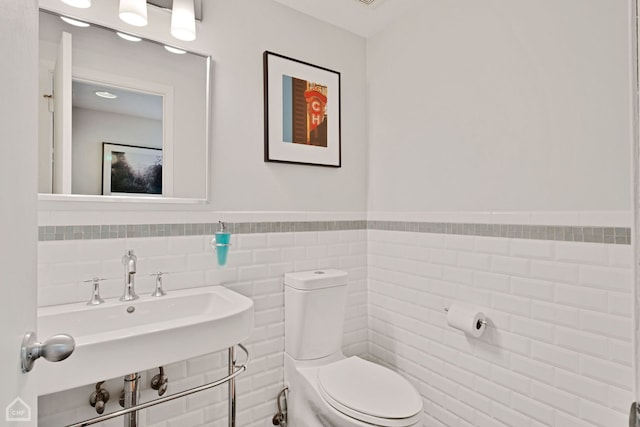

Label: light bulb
[61,0,91,8]
[171,0,196,41]
[164,46,187,55]
[95,91,118,99]
[117,32,142,42]
[60,16,90,27]
[119,0,148,27]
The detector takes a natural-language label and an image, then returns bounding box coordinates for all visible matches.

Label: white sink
[36,285,254,396]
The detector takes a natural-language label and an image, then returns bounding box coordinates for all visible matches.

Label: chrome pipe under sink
[122,373,140,427]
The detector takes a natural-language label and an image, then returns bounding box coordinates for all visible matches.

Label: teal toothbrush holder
[211,221,231,266]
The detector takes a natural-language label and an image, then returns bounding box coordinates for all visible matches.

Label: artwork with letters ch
[263,51,341,167]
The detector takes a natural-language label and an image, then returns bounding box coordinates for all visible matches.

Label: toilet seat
[317,357,423,427]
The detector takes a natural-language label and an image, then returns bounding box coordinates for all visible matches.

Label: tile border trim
[368,221,630,244]
[38,220,631,244]
[38,221,367,241]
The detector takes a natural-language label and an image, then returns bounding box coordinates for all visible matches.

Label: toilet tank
[284,270,348,360]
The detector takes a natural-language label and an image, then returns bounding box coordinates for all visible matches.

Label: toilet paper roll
[446,304,486,337]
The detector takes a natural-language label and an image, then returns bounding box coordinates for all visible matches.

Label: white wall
[367,0,633,212]
[369,227,633,427]
[205,1,368,211]
[364,1,636,425]
[38,0,369,212]
[72,108,162,196]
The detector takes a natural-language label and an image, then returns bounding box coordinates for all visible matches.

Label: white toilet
[284,269,423,427]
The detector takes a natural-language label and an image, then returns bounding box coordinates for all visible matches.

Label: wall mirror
[38,8,210,202]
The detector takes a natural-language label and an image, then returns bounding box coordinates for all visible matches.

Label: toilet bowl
[284,270,423,427]
[285,354,423,427]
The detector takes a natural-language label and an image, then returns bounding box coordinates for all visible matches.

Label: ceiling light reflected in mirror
[94,91,118,99]
[116,32,142,42]
[61,0,91,8]
[60,16,90,27]
[164,45,186,54]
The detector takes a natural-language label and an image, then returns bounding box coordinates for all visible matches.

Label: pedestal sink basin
[36,285,254,396]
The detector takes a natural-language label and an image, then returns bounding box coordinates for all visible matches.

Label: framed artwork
[263,51,341,167]
[102,143,163,196]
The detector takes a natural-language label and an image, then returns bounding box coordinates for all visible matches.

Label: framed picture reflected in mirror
[102,142,163,196]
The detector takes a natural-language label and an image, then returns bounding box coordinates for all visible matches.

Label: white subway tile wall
[36,211,634,427]
[368,229,632,427]
[37,230,368,427]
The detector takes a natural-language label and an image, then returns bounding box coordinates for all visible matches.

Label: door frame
[633,0,639,415]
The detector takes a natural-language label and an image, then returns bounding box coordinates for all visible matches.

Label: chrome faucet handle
[150,272,168,297]
[83,277,107,305]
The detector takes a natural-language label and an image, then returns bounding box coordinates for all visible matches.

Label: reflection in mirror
[38,9,209,200]
[73,81,163,196]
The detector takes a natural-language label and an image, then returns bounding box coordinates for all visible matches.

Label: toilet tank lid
[284,269,348,290]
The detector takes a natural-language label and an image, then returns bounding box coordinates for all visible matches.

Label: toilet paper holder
[443,307,487,326]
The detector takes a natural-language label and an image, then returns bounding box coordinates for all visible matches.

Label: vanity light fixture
[116,32,142,42]
[171,0,196,41]
[61,0,91,8]
[60,16,90,27]
[95,91,118,99]
[164,45,187,54]
[119,0,148,27]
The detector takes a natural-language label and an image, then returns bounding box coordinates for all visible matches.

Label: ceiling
[73,81,163,121]
[272,0,423,38]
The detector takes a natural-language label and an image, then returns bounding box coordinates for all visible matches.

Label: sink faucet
[120,250,139,301]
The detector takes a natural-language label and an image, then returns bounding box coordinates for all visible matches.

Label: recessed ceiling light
[95,91,118,99]
[60,16,90,27]
[61,0,91,8]
[116,32,142,42]
[164,45,186,54]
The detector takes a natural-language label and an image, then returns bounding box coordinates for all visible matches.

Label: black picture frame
[102,142,163,196]
[263,51,341,167]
